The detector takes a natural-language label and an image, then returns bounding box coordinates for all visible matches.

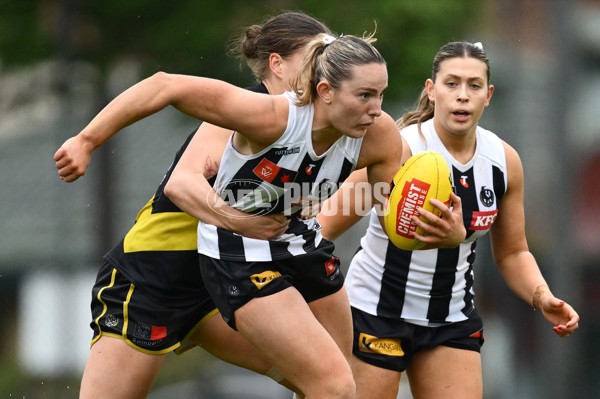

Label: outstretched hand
[412,192,466,249]
[54,136,94,182]
[537,295,580,338]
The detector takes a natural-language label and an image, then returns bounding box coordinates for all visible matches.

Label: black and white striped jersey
[346,118,507,326]
[197,91,363,261]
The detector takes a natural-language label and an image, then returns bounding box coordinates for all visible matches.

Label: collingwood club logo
[479,186,495,207]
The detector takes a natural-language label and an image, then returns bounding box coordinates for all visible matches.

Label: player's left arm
[490,141,579,337]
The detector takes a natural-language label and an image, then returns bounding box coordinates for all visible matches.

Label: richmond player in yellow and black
[55,12,331,399]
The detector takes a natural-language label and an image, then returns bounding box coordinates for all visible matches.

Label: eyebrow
[358,86,388,94]
[444,74,485,81]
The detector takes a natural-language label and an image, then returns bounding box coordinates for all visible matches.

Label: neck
[433,119,477,164]
[311,101,343,156]
[262,79,286,96]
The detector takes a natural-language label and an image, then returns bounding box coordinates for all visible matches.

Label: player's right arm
[54,134,96,182]
[490,141,578,337]
[164,122,290,240]
[54,72,289,181]
[54,112,289,240]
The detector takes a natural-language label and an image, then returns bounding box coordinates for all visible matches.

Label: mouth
[452,110,471,121]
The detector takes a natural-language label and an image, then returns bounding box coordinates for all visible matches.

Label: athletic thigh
[234,287,354,397]
[308,285,353,360]
[80,336,164,399]
[191,314,302,394]
[191,313,271,373]
[406,345,482,399]
[351,355,402,399]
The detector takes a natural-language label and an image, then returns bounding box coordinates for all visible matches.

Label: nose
[369,97,383,117]
[457,84,469,102]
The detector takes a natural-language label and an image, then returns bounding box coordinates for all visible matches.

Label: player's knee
[307,366,355,398]
[333,373,356,398]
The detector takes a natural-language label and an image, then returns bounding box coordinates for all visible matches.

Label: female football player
[318,41,580,399]
[55,11,332,399]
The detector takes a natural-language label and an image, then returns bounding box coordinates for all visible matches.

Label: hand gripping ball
[384,151,453,250]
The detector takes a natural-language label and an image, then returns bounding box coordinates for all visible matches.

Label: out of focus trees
[0,0,481,102]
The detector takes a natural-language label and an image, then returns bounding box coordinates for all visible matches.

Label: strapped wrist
[532,284,551,310]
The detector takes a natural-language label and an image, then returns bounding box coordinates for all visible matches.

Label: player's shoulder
[374,111,398,131]
[363,112,401,149]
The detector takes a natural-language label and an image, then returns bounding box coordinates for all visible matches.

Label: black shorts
[90,259,217,354]
[352,306,484,372]
[199,238,344,330]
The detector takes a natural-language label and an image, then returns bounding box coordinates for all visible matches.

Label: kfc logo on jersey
[253,158,281,183]
[470,210,498,230]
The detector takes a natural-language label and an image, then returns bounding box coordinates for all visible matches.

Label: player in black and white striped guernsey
[54,13,336,398]
[76,32,403,398]
[319,41,579,399]
[197,89,362,262]
[350,117,507,326]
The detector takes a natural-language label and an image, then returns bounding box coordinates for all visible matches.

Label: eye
[470,83,483,89]
[446,81,457,88]
[359,92,371,100]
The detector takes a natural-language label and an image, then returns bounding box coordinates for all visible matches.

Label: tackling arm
[54,72,288,182]
[164,123,290,240]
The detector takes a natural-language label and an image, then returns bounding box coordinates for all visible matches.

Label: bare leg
[351,355,402,399]
[234,287,355,398]
[308,286,353,362]
[79,336,164,399]
[406,346,482,399]
[190,313,301,394]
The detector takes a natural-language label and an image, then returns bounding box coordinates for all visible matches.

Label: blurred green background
[1,0,599,398]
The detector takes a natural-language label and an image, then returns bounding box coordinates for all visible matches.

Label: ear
[268,53,284,79]
[484,84,494,107]
[425,79,435,102]
[316,80,333,104]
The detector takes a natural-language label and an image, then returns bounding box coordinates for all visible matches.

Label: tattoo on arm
[204,156,219,179]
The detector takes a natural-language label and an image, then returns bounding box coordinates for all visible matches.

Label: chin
[351,126,370,138]
[448,121,474,135]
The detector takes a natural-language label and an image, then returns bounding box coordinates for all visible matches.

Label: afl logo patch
[479,186,494,207]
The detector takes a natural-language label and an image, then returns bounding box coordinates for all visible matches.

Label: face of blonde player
[324,62,388,139]
[427,56,494,140]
